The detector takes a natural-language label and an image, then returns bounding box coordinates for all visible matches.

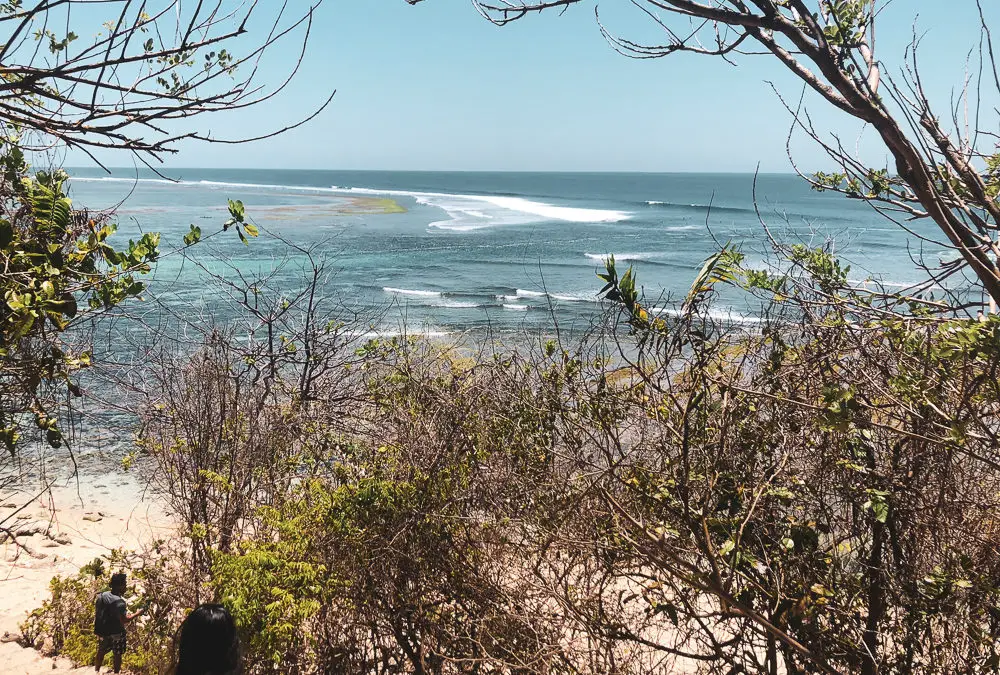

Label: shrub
[21,550,182,674]
[25,245,1000,673]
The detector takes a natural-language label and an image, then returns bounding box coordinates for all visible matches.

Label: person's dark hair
[174,604,241,675]
[110,572,126,588]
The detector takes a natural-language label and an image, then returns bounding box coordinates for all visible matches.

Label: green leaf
[183,224,202,246]
[228,199,246,223]
[871,501,889,523]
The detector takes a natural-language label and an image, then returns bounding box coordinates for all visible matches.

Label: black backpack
[94,592,121,637]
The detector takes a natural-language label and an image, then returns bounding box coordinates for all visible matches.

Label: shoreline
[1,464,170,673]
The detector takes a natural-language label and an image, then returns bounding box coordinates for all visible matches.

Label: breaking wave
[335,187,631,231]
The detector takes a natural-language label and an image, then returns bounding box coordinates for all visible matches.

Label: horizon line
[65,166,804,176]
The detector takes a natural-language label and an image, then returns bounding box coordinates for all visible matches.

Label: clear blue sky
[71,1,998,172]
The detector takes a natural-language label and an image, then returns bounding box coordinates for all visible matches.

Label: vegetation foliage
[0,0,330,162]
[12,2,1000,674]
[22,242,1000,673]
[0,141,158,455]
[0,0,329,458]
[20,551,178,672]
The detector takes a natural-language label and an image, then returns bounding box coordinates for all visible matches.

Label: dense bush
[20,550,182,673]
[23,245,1000,673]
[0,143,161,456]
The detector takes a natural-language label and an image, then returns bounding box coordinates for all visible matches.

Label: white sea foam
[71,176,175,185]
[437,301,480,309]
[503,304,529,311]
[383,287,442,298]
[710,311,765,325]
[665,225,700,232]
[549,292,596,302]
[70,176,333,193]
[496,291,595,303]
[646,200,665,205]
[848,278,943,291]
[70,177,632,231]
[585,252,658,262]
[648,306,765,325]
[334,187,630,230]
[197,179,334,193]
[347,329,452,339]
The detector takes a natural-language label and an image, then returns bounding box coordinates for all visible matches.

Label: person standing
[94,572,143,673]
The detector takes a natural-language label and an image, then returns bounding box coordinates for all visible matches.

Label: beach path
[1,469,169,673]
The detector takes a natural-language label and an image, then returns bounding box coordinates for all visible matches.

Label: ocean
[66,168,956,337]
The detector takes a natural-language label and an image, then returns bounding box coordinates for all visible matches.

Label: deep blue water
[65,168,956,336]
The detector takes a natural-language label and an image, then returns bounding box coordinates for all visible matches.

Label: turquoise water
[66,168,956,336]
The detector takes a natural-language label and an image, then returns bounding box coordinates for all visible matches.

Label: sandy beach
[1,460,169,674]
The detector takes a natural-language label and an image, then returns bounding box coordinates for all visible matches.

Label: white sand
[1,468,170,674]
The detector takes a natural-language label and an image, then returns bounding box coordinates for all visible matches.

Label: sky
[61,0,1000,173]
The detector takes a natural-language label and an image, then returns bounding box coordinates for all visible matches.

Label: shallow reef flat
[340,196,407,214]
[252,196,407,219]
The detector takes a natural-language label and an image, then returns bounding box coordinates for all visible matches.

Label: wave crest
[337,187,630,230]
[585,252,659,262]
[383,287,442,298]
